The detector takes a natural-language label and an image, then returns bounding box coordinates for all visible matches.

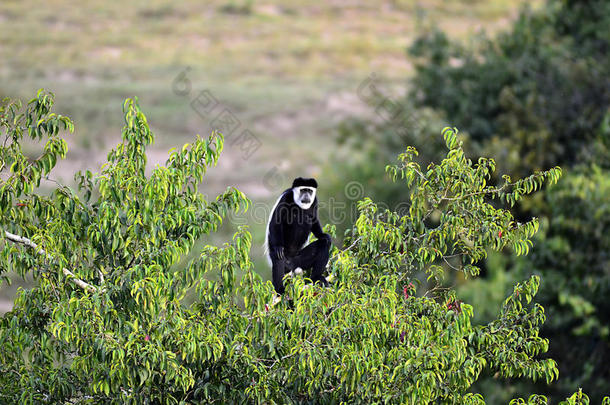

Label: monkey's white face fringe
[293,186,316,210]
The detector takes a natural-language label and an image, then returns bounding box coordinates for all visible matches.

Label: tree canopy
[0,92,606,404]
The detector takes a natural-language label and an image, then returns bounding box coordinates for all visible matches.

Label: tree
[0,92,602,403]
[1,91,251,403]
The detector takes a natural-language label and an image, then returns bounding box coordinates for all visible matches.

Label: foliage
[0,92,601,404]
[0,91,251,403]
[511,389,610,405]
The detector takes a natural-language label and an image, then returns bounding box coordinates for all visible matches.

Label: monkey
[265,177,331,295]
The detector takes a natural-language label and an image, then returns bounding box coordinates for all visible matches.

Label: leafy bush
[0,92,605,403]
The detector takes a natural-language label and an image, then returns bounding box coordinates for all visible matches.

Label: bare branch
[3,230,96,292]
[441,255,461,272]
[341,236,361,253]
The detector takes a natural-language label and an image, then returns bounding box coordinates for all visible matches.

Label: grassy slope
[0,0,529,307]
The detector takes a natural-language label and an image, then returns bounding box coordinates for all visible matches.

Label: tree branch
[3,230,96,292]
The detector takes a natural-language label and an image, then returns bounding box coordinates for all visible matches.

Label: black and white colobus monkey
[265,177,331,295]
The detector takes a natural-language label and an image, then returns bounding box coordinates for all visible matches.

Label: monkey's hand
[272,246,285,260]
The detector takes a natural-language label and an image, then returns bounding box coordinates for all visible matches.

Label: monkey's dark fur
[265,177,331,295]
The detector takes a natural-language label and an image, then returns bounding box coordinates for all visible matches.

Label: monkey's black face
[293,186,316,210]
[300,188,314,204]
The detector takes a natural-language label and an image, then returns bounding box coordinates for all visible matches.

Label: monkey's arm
[268,202,286,260]
[311,218,331,242]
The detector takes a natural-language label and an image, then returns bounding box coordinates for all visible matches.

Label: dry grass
[0,0,527,81]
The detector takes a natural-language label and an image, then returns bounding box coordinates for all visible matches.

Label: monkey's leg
[291,238,330,287]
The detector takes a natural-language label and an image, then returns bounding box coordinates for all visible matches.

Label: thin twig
[440,182,511,202]
[441,255,461,272]
[341,236,361,253]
